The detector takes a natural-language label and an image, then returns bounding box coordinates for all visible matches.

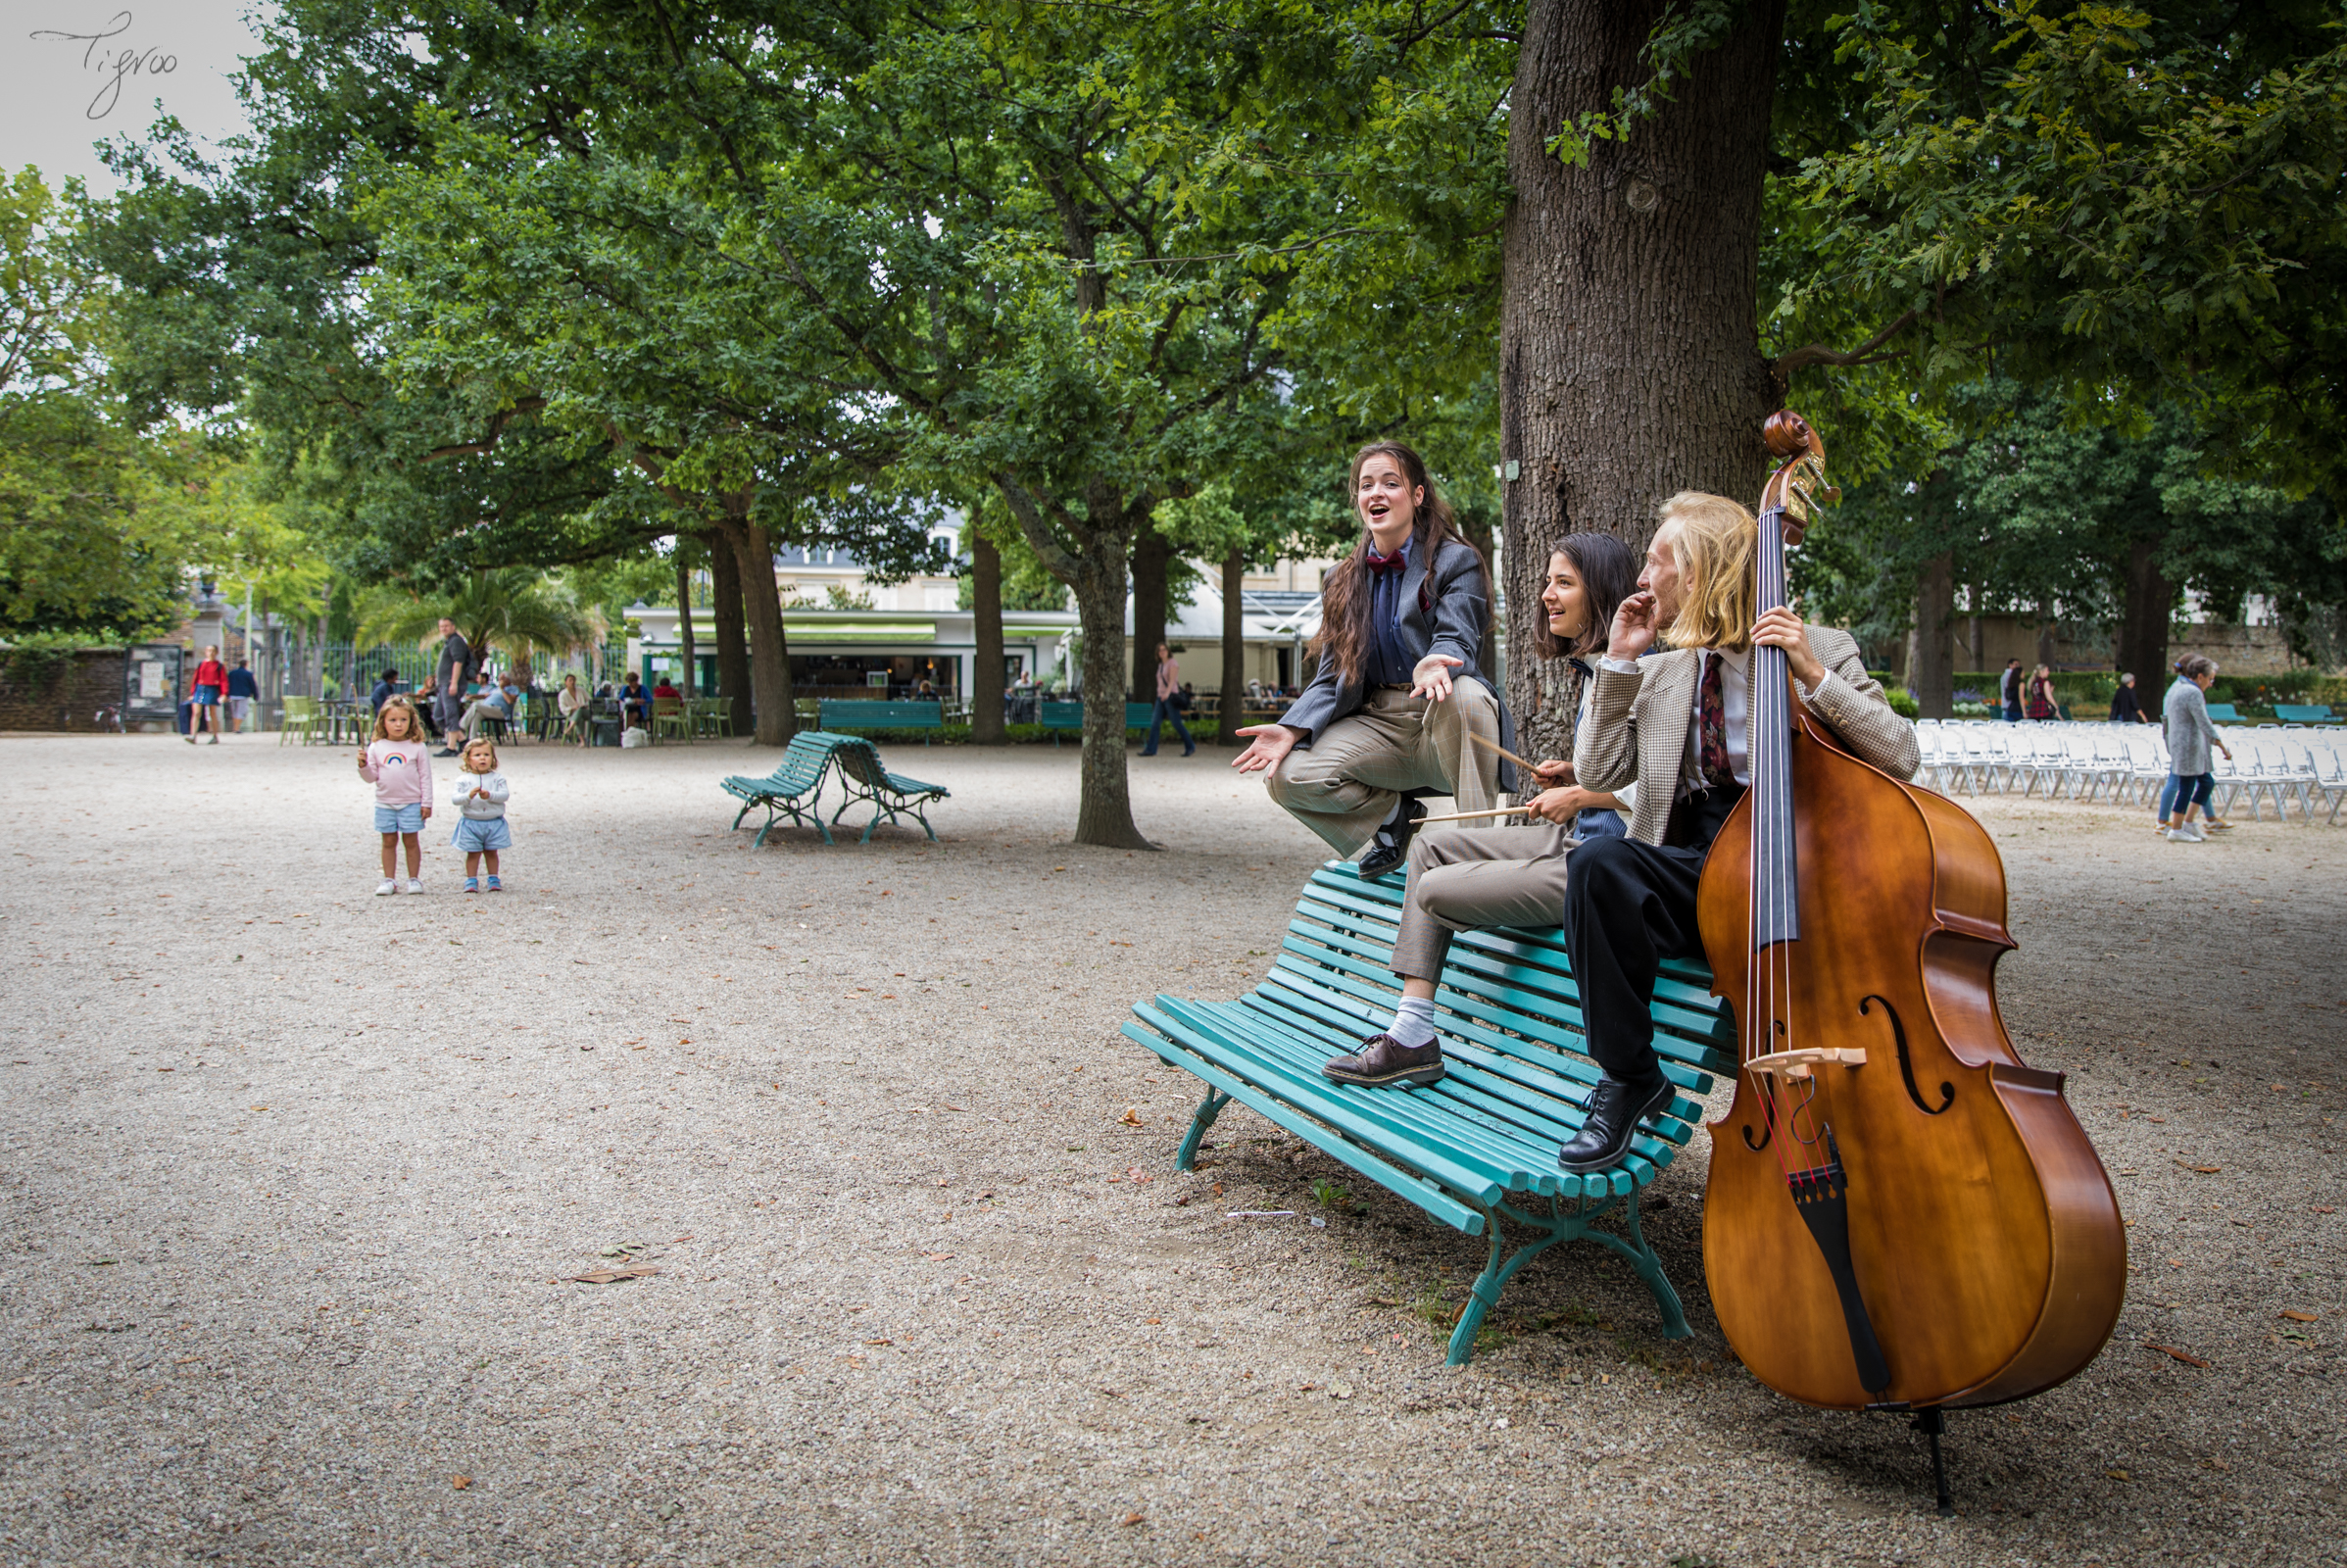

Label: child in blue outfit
[450,737,513,892]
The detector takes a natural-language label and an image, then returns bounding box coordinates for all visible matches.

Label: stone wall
[0,649,130,731]
[1892,614,2322,680]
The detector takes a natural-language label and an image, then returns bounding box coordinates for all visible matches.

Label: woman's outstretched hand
[1411,654,1464,702]
[1232,723,1301,774]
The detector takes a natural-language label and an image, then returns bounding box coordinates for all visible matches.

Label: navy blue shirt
[1365,535,1416,687]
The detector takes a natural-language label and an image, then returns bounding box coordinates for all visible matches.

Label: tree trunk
[1498,0,1789,765]
[1130,522,1170,700]
[1967,582,1985,674]
[1070,510,1153,849]
[1455,505,1501,681]
[714,503,795,745]
[674,543,698,699]
[2116,534,2174,689]
[706,526,752,740]
[970,523,1006,744]
[1219,546,1246,746]
[2033,598,2057,671]
[1912,551,1955,719]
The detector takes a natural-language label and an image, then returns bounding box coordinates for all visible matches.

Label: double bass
[1697,413,2127,1461]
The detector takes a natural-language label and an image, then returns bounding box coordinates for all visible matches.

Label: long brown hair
[1317,442,1489,685]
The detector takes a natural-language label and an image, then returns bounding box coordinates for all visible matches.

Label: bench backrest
[2275,704,2335,722]
[2205,703,2241,721]
[1039,701,1085,729]
[1126,701,1155,728]
[1281,863,1738,1098]
[818,699,944,729]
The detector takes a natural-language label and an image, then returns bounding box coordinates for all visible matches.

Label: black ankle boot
[1557,1073,1674,1173]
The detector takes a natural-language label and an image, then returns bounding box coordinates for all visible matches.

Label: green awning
[783,622,935,642]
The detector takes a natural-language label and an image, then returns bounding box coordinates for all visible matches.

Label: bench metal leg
[1587,1187,1692,1341]
[1175,1086,1231,1169]
[1449,1200,1579,1366]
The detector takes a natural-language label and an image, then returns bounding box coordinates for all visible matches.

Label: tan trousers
[1267,680,1502,857]
[1391,822,1576,981]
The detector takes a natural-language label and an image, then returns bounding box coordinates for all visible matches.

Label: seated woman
[1233,441,1512,876]
[557,673,590,737]
[1319,530,1639,1088]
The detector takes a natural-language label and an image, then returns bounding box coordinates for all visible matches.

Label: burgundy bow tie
[1365,548,1408,575]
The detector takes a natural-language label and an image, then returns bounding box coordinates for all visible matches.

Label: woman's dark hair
[1317,442,1488,686]
[1530,531,1639,660]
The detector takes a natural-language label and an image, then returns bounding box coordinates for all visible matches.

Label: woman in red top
[2025,662,2059,721]
[187,644,228,745]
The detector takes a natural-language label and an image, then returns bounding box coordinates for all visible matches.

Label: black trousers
[1561,786,1743,1082]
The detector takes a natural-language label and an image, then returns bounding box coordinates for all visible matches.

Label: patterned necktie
[1698,651,1735,789]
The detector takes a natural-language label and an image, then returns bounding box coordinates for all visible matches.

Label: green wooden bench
[1039,700,1155,745]
[1124,859,1736,1366]
[2274,704,2341,725]
[721,731,853,846]
[827,737,951,843]
[817,699,946,742]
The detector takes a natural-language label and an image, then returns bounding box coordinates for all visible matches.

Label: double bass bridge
[1743,1046,1866,1083]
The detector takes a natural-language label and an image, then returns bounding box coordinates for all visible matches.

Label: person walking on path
[1140,642,1195,758]
[359,698,434,894]
[1999,659,2024,721]
[225,659,259,732]
[186,645,228,745]
[2025,663,2059,721]
[432,618,471,757]
[2161,655,2233,841]
[448,736,513,893]
[1233,440,1512,879]
[2109,671,2151,723]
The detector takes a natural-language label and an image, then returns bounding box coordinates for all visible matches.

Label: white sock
[1388,996,1438,1050]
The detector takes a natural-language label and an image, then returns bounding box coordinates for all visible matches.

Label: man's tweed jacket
[1576,626,1922,847]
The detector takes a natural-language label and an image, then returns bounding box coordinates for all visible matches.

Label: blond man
[1556,492,1919,1173]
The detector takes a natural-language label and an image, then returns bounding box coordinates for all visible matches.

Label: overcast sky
[1,0,269,192]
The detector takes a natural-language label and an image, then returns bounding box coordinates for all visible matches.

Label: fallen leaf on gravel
[2173,1160,2223,1174]
[570,1266,660,1284]
[2145,1343,2209,1367]
[2318,1206,2336,1214]
[1121,1108,1145,1127]
[451,1476,471,1490]
[1146,1317,1161,1325]
[2280,1309,2319,1323]
[864,1338,894,1347]
[598,1243,649,1258]
[2168,1258,2184,1267]
[925,1251,955,1262]
[2107,1469,2129,1481]
[1297,1382,1318,1392]
[1120,1512,1143,1527]
[1369,1297,1399,1307]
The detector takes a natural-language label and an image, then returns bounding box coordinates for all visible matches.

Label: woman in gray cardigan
[1232,442,1512,875]
[2162,655,2233,841]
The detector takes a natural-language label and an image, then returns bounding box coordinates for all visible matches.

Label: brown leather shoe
[1323,1032,1445,1088]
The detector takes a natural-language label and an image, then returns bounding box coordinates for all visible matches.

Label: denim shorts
[191,685,220,706]
[374,803,425,834]
[451,814,513,853]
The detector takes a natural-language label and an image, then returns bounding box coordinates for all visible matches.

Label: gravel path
[1,732,2340,1567]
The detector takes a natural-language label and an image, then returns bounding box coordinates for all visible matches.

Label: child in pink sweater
[358,699,434,895]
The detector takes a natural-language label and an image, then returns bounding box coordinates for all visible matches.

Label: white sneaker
[375,878,399,896]
[2166,826,2202,843]
[403,877,425,895]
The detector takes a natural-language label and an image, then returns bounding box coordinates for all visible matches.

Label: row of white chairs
[1911,719,2347,824]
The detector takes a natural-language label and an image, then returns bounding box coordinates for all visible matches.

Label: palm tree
[356,569,599,674]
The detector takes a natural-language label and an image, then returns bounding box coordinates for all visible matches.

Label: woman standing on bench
[1232,441,1514,877]
[1320,530,1639,1090]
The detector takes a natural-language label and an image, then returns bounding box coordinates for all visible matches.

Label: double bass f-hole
[1860,994,1954,1115]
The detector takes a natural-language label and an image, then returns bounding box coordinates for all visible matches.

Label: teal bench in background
[828,737,951,843]
[2274,704,2341,724]
[722,731,854,846]
[2205,703,2241,722]
[1038,701,1155,744]
[817,699,946,741]
[1125,860,1736,1365]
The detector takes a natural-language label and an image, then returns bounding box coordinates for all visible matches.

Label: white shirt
[1602,647,1750,792]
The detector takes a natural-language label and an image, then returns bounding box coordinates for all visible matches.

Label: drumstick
[1416,805,1539,824]
[1468,731,1543,775]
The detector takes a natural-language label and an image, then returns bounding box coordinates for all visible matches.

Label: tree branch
[1772,309,1923,377]
[421,397,549,463]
